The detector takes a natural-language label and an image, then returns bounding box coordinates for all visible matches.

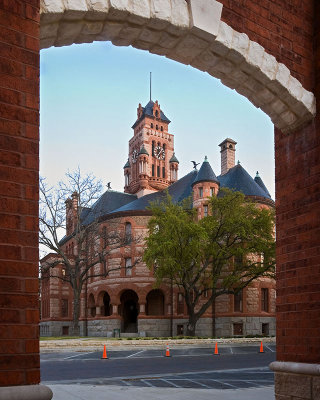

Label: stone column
[95,306,101,316]
[139,303,146,316]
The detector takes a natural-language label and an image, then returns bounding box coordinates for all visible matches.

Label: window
[199,187,203,197]
[163,144,166,151]
[261,288,269,312]
[203,289,209,298]
[62,326,69,336]
[162,167,165,178]
[160,126,163,131]
[152,141,155,155]
[233,323,243,336]
[125,258,132,276]
[177,293,184,314]
[157,165,160,177]
[151,123,153,128]
[125,222,132,244]
[204,205,208,217]
[210,187,215,196]
[152,164,155,177]
[177,324,184,335]
[155,110,159,117]
[61,299,68,317]
[262,323,269,336]
[156,124,158,130]
[234,290,243,312]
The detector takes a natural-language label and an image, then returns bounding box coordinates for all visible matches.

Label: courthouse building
[40,99,275,337]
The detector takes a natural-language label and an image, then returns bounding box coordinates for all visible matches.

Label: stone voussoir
[40,0,315,134]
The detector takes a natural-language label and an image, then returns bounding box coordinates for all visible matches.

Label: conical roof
[192,156,219,186]
[254,171,271,197]
[218,164,271,199]
[169,152,179,163]
[123,159,130,169]
[139,145,149,156]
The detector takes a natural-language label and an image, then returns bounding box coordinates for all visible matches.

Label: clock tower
[124,100,179,197]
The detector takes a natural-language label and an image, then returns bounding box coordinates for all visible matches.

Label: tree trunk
[186,314,197,336]
[72,289,81,336]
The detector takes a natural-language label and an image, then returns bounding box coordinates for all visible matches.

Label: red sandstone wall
[219,0,314,91]
[0,0,40,386]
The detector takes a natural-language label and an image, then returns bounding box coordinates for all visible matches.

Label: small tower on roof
[219,138,237,175]
[192,156,220,220]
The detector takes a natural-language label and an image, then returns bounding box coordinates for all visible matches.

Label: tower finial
[150,72,152,101]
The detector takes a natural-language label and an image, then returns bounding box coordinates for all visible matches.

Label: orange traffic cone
[214,342,219,355]
[165,343,171,357]
[259,341,264,353]
[102,344,108,359]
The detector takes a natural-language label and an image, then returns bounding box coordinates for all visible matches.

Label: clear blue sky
[40,41,275,197]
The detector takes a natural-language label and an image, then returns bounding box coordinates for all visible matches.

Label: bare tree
[39,168,140,335]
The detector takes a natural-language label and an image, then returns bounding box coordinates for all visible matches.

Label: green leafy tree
[144,189,275,336]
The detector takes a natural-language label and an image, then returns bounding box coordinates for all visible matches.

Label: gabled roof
[132,100,171,129]
[254,172,271,197]
[192,156,219,186]
[218,164,272,199]
[81,190,137,225]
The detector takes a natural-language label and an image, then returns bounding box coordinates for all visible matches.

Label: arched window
[160,126,163,131]
[125,222,132,244]
[151,123,153,128]
[155,110,159,117]
[156,124,158,130]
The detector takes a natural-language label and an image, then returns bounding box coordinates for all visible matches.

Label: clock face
[154,146,165,160]
[131,149,138,163]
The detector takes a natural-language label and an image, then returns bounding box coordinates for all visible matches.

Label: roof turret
[192,156,219,186]
[254,171,271,197]
[139,145,149,156]
[218,164,272,200]
[123,159,130,169]
[169,152,179,163]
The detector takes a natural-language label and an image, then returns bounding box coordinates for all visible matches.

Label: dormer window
[155,110,159,117]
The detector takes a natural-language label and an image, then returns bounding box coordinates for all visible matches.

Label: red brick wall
[0,0,40,386]
[219,0,314,91]
[274,1,320,364]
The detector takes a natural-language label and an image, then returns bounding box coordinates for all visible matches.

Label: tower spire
[150,72,152,101]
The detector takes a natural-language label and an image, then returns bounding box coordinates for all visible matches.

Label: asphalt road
[41,344,276,390]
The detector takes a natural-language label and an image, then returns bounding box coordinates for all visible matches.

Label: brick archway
[40,0,315,134]
[0,1,319,399]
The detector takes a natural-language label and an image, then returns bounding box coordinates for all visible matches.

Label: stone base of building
[216,316,276,337]
[41,316,275,337]
[270,361,320,400]
[0,385,53,400]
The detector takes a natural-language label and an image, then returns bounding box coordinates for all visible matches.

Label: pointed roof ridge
[192,156,219,186]
[132,99,171,129]
[139,144,149,156]
[254,171,271,197]
[123,159,130,169]
[218,163,272,200]
[169,152,179,163]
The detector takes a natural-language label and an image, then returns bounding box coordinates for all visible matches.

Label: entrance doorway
[120,290,139,333]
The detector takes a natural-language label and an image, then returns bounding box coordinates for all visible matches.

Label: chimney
[219,138,237,175]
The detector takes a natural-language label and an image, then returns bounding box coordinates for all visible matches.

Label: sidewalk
[48,384,274,400]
